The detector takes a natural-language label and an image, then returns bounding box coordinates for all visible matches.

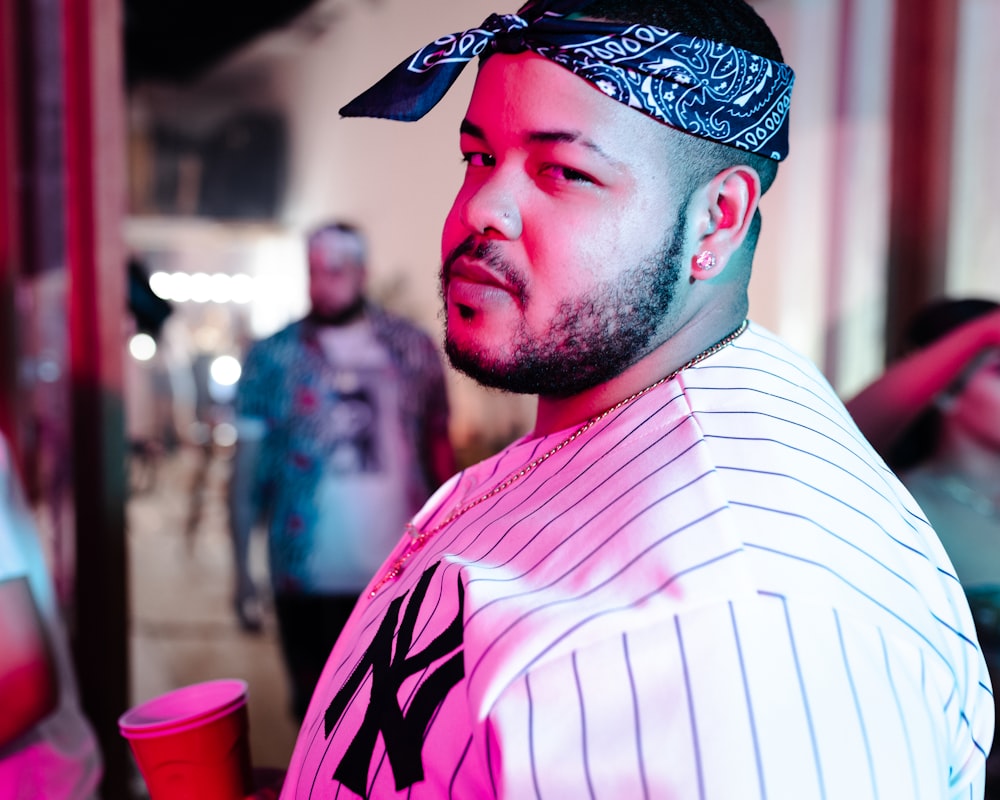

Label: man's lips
[447,258,512,291]
[446,257,520,315]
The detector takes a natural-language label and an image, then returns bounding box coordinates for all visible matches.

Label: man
[279,2,993,797]
[229,221,455,720]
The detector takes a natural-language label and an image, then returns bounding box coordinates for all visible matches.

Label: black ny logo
[325,562,465,796]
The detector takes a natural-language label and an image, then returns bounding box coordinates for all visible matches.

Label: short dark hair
[888,297,1000,470]
[576,0,783,194]
[307,221,367,264]
[904,298,1000,352]
[577,0,784,63]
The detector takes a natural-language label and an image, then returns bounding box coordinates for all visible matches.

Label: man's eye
[542,164,594,183]
[462,152,495,168]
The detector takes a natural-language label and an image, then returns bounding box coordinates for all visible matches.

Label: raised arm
[845,307,1000,457]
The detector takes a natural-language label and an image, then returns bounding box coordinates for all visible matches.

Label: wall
[947,0,1000,297]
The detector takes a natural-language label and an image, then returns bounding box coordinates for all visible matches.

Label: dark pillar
[0,0,20,447]
[885,0,959,358]
[63,0,131,796]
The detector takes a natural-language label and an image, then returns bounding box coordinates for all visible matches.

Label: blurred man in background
[229,221,454,720]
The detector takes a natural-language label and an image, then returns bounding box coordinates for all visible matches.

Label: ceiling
[123,0,322,86]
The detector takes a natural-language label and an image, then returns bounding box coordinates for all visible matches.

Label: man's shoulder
[368,305,437,347]
[725,322,833,391]
[369,303,425,331]
[247,318,308,354]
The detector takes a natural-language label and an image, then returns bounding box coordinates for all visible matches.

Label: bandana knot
[407,14,527,73]
[491,28,530,55]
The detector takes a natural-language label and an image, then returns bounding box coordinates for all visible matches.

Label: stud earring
[695,250,717,271]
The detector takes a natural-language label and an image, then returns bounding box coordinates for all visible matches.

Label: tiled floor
[126,447,299,785]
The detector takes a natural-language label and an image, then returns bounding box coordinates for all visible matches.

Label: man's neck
[531,314,746,437]
[307,298,366,327]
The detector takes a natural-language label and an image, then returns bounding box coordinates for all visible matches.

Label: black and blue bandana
[340,0,795,161]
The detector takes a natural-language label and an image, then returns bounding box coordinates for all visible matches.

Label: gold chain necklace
[367,319,749,599]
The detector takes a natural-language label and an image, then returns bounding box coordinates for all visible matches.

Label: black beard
[442,229,684,398]
[307,297,366,327]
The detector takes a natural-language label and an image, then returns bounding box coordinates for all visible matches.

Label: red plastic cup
[119,679,253,800]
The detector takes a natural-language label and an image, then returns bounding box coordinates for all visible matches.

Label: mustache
[442,235,477,275]
[442,237,527,297]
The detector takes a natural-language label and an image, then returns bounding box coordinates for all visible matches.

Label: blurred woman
[848,297,1000,796]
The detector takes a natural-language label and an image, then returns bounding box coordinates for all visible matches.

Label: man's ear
[690,165,761,281]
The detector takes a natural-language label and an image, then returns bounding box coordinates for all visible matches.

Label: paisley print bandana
[339,0,795,161]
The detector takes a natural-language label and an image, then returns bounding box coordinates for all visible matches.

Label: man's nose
[460,175,522,240]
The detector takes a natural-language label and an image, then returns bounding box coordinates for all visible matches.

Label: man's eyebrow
[460,119,486,139]
[525,130,581,146]
[460,119,618,164]
[528,129,620,166]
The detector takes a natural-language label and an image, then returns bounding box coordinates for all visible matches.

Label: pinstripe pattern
[282,324,993,799]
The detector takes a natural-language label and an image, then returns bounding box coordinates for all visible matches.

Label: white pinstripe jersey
[281,323,993,799]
